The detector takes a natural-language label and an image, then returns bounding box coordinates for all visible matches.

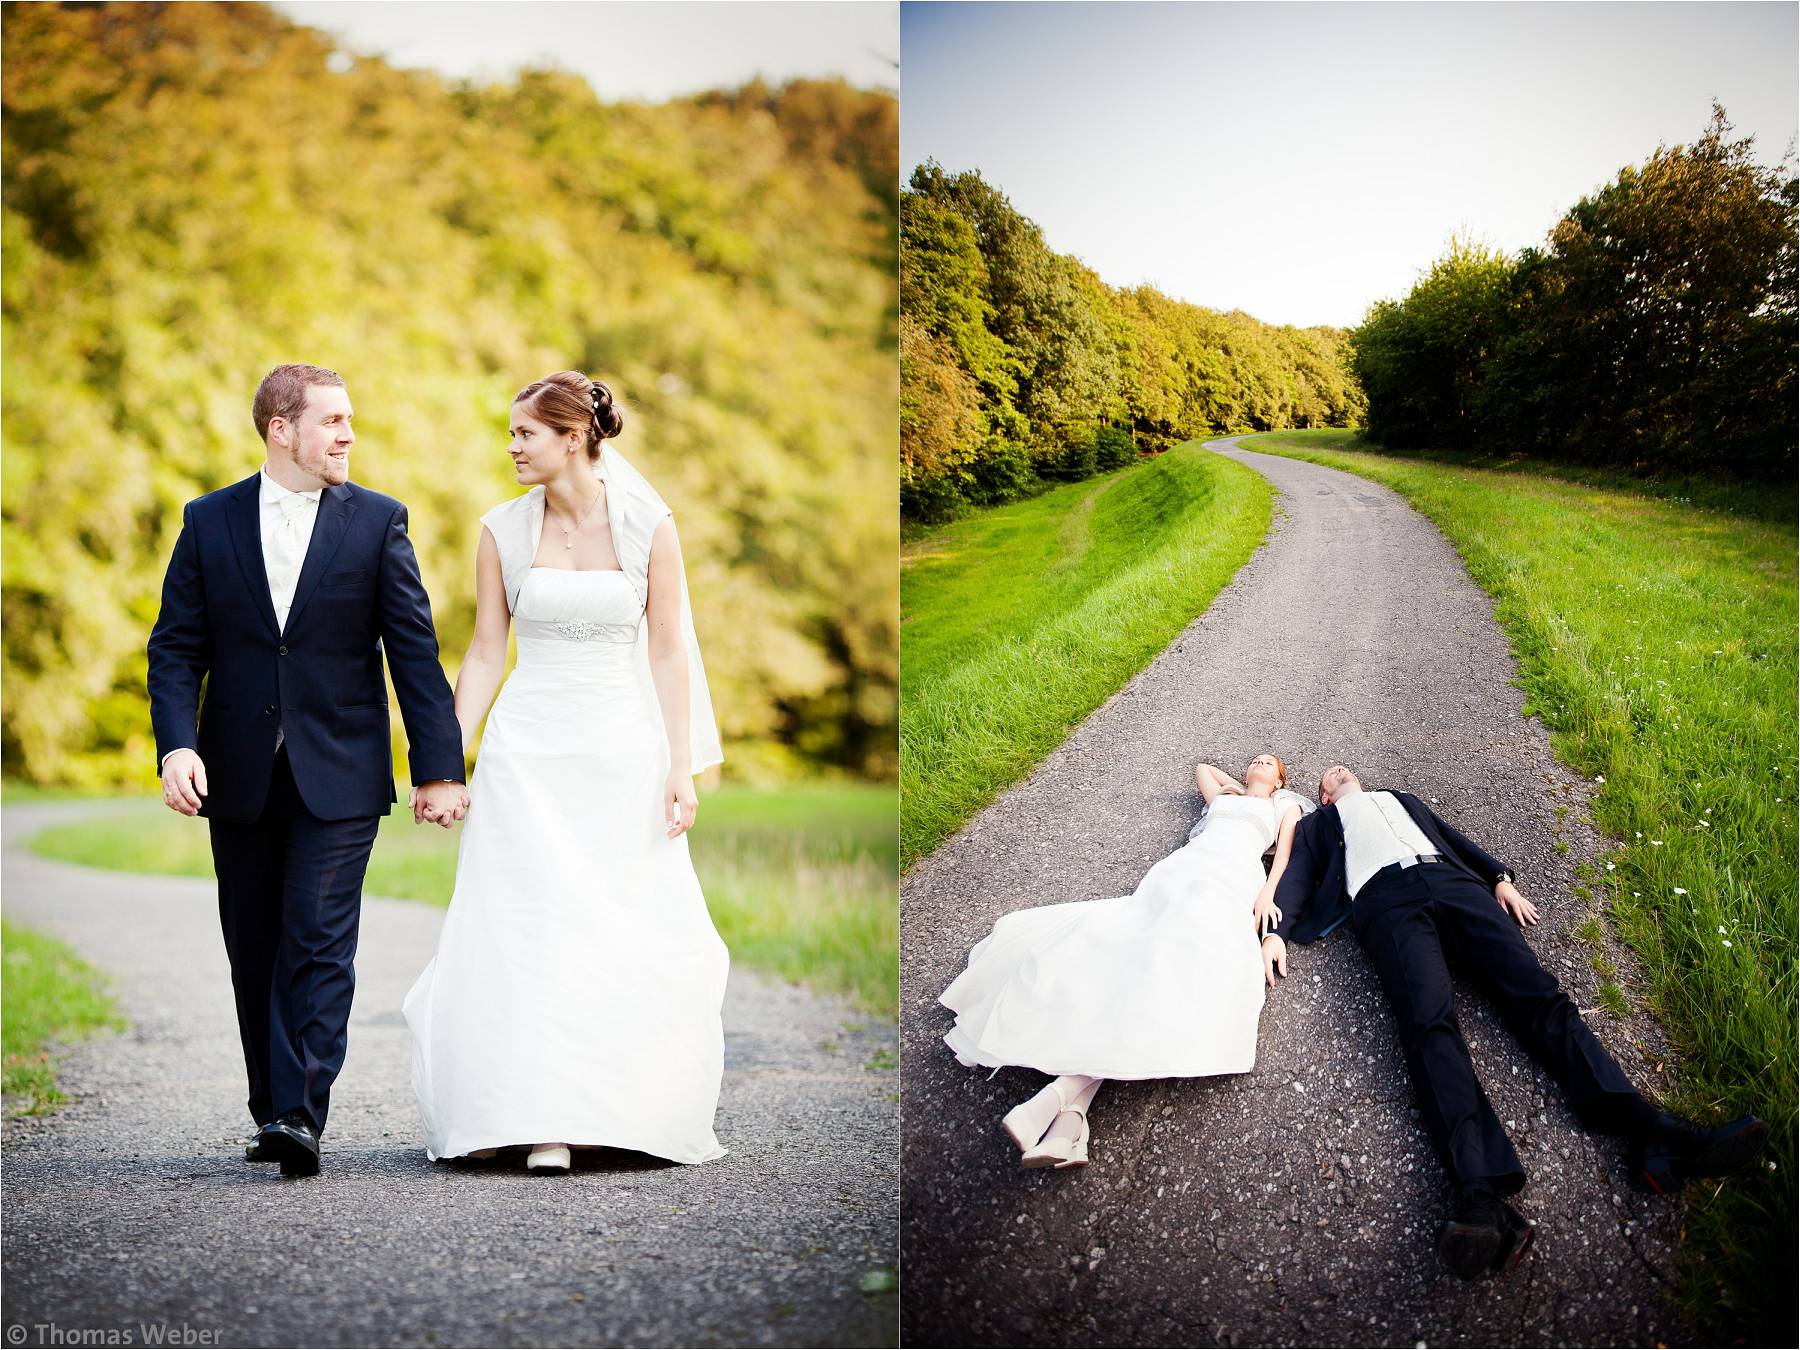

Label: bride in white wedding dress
[402,371,728,1171]
[940,754,1308,1169]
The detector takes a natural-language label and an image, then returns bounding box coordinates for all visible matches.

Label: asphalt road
[899,438,1687,1348]
[1,800,898,1348]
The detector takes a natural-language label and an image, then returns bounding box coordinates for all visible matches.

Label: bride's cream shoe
[1002,1082,1072,1154]
[526,1143,572,1172]
[1021,1107,1090,1170]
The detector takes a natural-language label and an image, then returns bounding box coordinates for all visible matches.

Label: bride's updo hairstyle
[513,370,624,462]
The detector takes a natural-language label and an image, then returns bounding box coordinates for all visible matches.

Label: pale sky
[273,1,899,100]
[902,2,1798,328]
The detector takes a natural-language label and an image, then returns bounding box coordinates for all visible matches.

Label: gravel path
[899,438,1685,1348]
[1,800,897,1349]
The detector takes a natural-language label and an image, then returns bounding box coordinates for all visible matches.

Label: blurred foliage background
[2,1,899,788]
[900,161,1364,524]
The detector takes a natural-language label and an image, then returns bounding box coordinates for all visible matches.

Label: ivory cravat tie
[268,489,317,751]
[270,491,316,628]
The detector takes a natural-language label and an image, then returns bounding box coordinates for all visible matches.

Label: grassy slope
[29,784,899,1019]
[901,441,1272,866]
[1244,428,1796,1341]
[2,920,127,1115]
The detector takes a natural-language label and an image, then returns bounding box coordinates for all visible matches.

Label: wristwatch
[1495,871,1515,886]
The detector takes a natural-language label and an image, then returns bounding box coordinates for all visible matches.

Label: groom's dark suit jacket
[147,473,464,823]
[1271,792,1511,944]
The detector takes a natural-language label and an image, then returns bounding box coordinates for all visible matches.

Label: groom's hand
[1260,934,1288,987]
[160,749,207,816]
[413,779,468,828]
[1495,880,1539,927]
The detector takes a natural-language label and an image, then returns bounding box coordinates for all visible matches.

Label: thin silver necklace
[548,482,604,550]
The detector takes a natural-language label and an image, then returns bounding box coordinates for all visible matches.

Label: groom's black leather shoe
[1437,1189,1534,1280]
[258,1112,321,1178]
[244,1130,279,1162]
[1629,1111,1767,1195]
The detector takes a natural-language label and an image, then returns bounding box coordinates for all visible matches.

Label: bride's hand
[1251,890,1282,936]
[664,770,697,839]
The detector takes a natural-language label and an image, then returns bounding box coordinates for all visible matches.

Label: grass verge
[900,440,1271,866]
[2,920,127,1115]
[1244,428,1796,1342]
[28,783,899,1020]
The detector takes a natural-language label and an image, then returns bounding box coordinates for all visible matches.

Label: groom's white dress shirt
[1339,790,1439,899]
[259,469,322,753]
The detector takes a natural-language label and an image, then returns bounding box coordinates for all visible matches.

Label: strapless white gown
[940,793,1291,1080]
[403,565,729,1163]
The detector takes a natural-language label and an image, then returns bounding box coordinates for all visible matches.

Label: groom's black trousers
[208,746,380,1134]
[1349,861,1659,1194]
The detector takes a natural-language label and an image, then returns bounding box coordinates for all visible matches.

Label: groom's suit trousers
[209,746,379,1133]
[1350,862,1658,1193]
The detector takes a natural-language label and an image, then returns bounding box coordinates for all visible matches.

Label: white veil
[596,443,724,775]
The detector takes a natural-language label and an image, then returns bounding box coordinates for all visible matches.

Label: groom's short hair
[254,364,345,442]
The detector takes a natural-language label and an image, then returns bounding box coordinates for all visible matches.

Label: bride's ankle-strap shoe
[1002,1082,1072,1154]
[526,1143,571,1172]
[1021,1106,1090,1170]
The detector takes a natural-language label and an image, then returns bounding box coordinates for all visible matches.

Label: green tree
[1499,105,1797,476]
[899,165,1361,521]
[1351,236,1514,449]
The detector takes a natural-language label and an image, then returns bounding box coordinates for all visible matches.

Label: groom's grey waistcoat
[1271,792,1510,943]
[147,472,464,822]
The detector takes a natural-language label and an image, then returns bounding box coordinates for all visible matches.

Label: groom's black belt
[1370,853,1446,883]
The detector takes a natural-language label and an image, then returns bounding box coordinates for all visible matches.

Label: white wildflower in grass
[1723,940,1733,948]
[1698,820,1711,828]
[1606,862,1616,871]
[1594,775,1606,784]
[1652,840,1664,846]
[1674,887,1688,895]
[1718,925,1727,934]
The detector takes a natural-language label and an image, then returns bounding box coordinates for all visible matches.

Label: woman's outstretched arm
[1252,805,1303,935]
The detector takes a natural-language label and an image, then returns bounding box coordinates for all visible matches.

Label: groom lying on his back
[1264,765,1766,1280]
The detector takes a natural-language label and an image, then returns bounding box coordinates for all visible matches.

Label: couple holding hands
[148,363,727,1179]
[939,752,1768,1279]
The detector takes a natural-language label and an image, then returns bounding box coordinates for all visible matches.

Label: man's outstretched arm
[1410,794,1510,884]
[1411,794,1538,925]
[374,502,466,825]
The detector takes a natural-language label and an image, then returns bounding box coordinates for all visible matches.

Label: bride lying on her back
[939,753,1311,1168]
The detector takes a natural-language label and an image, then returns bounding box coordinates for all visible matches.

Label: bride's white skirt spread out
[940,795,1278,1081]
[403,571,728,1164]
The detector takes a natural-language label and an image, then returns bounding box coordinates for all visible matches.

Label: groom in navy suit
[1266,765,1766,1279]
[147,363,468,1176]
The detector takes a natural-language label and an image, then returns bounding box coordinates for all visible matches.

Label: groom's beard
[292,439,348,488]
